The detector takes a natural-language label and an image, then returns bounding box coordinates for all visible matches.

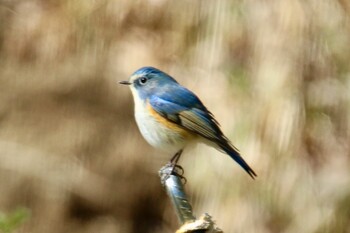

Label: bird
[119,67,257,179]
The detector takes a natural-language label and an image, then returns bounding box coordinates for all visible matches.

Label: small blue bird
[119,67,256,179]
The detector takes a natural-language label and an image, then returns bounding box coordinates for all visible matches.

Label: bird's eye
[139,77,147,85]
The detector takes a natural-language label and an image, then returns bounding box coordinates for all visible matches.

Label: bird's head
[119,67,178,100]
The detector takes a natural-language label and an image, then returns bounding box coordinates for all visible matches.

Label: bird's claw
[159,163,187,185]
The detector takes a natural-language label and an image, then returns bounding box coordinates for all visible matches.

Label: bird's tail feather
[220,144,257,179]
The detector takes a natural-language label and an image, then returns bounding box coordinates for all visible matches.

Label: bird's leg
[164,149,186,184]
[161,149,186,183]
[170,149,184,175]
[170,149,183,165]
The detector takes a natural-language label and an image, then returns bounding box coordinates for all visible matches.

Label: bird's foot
[159,163,187,185]
[168,162,185,176]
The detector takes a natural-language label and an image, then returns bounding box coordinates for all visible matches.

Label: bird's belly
[134,103,193,154]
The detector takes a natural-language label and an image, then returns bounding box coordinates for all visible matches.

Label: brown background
[0,1,350,232]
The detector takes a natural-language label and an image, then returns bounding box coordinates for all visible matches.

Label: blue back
[131,67,205,110]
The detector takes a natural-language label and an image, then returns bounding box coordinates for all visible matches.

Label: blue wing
[149,84,257,179]
[149,85,223,142]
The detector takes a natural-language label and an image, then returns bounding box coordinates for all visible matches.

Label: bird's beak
[119,81,132,85]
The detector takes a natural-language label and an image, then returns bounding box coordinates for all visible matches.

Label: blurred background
[0,0,350,232]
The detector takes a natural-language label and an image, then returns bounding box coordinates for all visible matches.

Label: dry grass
[0,0,350,232]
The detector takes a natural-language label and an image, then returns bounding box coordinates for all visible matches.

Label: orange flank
[146,101,193,138]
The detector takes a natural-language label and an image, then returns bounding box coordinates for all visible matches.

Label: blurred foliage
[0,208,30,233]
[0,0,349,233]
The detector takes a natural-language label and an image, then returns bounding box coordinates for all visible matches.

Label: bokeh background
[0,0,350,232]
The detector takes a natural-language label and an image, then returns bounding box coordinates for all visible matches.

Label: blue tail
[220,145,257,179]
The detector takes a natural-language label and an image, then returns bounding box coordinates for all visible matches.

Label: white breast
[131,89,191,154]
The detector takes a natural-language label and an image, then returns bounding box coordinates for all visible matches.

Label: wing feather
[149,94,224,143]
[179,110,220,141]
